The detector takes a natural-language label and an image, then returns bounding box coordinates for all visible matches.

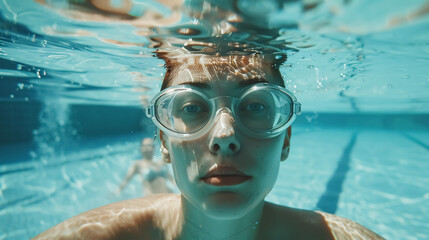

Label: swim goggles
[146,83,301,140]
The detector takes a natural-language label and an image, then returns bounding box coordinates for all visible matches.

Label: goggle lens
[155,90,210,133]
[237,89,293,132]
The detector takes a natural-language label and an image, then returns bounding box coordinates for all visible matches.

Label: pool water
[1,127,428,239]
[1,0,429,239]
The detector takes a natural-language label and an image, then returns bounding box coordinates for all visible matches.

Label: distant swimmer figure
[117,137,174,195]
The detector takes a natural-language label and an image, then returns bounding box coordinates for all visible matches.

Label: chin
[201,192,259,219]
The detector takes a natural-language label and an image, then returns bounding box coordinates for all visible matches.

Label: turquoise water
[1,0,429,239]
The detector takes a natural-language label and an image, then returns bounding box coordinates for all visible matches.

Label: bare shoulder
[260,202,384,240]
[32,193,181,240]
[316,211,385,240]
[260,202,334,240]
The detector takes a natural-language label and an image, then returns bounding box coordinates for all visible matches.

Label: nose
[208,110,241,156]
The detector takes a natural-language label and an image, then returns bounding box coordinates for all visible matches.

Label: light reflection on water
[1,0,429,239]
[1,0,427,111]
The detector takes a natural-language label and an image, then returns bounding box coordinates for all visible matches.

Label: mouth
[201,165,251,186]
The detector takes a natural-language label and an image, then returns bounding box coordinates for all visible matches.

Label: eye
[246,103,265,112]
[183,104,202,113]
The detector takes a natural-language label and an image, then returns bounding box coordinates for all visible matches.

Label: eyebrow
[238,78,268,87]
[178,81,210,89]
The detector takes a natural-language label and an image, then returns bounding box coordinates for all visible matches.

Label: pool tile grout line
[315,133,358,214]
[401,132,429,151]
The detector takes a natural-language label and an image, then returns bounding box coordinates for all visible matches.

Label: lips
[201,166,251,186]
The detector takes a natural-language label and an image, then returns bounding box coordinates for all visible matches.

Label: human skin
[118,138,173,195]
[33,54,384,240]
[157,54,292,239]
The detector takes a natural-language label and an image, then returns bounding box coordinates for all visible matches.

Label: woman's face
[161,55,290,219]
[141,138,154,159]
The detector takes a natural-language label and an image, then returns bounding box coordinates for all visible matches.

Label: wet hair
[156,50,287,90]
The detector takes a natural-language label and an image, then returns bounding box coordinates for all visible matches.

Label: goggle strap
[146,105,154,118]
[294,102,302,115]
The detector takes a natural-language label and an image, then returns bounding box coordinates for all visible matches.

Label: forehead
[166,55,282,88]
[142,138,153,146]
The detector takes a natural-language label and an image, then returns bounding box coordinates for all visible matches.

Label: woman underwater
[117,137,175,196]
[33,50,384,239]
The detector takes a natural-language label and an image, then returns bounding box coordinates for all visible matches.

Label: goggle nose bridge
[209,96,239,122]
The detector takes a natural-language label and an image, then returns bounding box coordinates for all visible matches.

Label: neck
[179,195,264,240]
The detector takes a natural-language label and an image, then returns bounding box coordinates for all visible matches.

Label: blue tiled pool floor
[271,127,429,240]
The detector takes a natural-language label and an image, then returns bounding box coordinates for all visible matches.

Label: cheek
[243,136,284,187]
[252,152,281,199]
[168,139,207,188]
[243,135,284,165]
[256,149,281,185]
